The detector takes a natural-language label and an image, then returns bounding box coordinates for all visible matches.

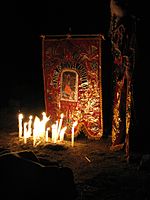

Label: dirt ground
[0,131,150,200]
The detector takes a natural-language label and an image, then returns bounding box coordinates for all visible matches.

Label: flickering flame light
[51,113,66,144]
[60,126,67,141]
[28,115,33,136]
[33,116,41,146]
[18,112,70,146]
[52,123,57,143]
[18,113,23,138]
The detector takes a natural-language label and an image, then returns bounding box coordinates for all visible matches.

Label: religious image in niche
[61,69,78,102]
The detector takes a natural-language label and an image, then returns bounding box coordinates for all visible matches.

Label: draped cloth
[109,12,136,157]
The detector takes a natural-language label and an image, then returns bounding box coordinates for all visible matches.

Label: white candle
[28,115,33,137]
[33,116,40,146]
[45,127,50,142]
[18,113,23,138]
[55,120,59,142]
[57,113,64,136]
[41,112,50,137]
[60,126,67,142]
[52,124,57,143]
[71,121,78,147]
[24,122,28,144]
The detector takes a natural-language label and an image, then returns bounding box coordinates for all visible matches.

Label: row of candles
[18,112,78,147]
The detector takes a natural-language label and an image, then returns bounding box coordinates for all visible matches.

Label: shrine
[41,34,104,139]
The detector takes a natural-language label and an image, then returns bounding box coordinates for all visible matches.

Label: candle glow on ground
[18,112,77,147]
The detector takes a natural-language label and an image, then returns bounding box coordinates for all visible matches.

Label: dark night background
[0,3,150,200]
[0,0,148,132]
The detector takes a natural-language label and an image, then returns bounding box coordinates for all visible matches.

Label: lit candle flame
[18,113,23,138]
[60,126,67,142]
[28,115,33,137]
[17,111,68,146]
[52,123,57,143]
[33,116,41,146]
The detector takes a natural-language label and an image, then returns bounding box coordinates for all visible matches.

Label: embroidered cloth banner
[41,34,103,139]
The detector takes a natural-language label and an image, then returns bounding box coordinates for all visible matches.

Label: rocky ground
[0,131,150,200]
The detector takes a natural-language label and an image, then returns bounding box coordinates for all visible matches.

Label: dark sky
[1,0,109,108]
[0,0,147,110]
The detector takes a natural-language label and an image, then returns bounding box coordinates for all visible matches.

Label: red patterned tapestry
[41,34,103,139]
